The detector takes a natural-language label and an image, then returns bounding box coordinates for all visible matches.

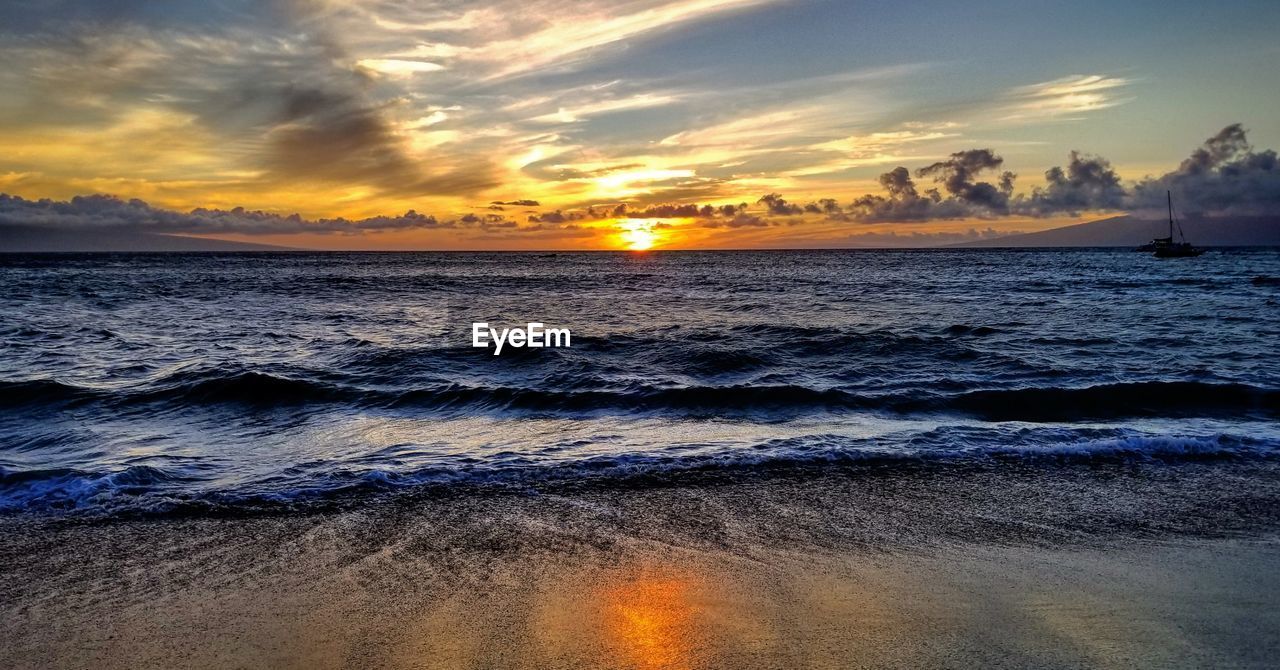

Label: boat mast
[1167,190,1173,239]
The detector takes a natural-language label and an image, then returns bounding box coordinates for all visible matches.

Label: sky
[1,0,1278,249]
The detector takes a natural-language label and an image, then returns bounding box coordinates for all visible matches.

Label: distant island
[6,215,1280,252]
[953,215,1280,248]
[0,225,296,252]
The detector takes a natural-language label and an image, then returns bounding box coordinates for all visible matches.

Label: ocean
[2,249,1279,516]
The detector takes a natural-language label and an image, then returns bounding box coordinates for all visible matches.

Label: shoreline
[3,461,1279,668]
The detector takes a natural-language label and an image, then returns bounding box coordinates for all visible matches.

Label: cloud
[538,199,752,223]
[659,107,819,148]
[7,122,1275,241]
[529,93,679,123]
[0,10,501,200]
[527,209,584,224]
[1013,151,1125,216]
[803,198,843,215]
[1001,74,1131,121]
[0,0,1147,223]
[1009,123,1278,217]
[621,203,705,218]
[703,213,770,228]
[785,126,964,177]
[1129,123,1280,215]
[0,193,463,234]
[849,171,947,222]
[847,123,1280,220]
[917,149,1015,212]
[524,129,1204,226]
[757,193,804,216]
[210,34,500,198]
[527,200,747,222]
[453,0,781,81]
[262,99,496,197]
[355,58,446,77]
[848,151,1014,221]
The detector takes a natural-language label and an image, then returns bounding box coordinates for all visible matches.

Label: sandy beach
[3,461,1279,669]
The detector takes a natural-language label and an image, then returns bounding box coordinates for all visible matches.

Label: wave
[138,370,354,405]
[0,464,196,513]
[0,378,102,406]
[3,431,1276,517]
[3,375,1276,421]
[911,381,1280,421]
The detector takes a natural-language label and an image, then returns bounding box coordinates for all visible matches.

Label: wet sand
[3,462,1280,669]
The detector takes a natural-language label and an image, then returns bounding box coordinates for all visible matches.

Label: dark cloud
[528,210,590,224]
[0,193,463,234]
[845,151,1017,222]
[1179,124,1251,176]
[233,43,499,198]
[477,218,519,231]
[621,203,706,218]
[459,212,513,226]
[804,198,842,215]
[1013,151,1125,216]
[849,169,960,222]
[491,200,540,207]
[530,201,748,222]
[917,149,1015,213]
[879,167,918,199]
[1007,124,1279,217]
[592,204,630,219]
[707,214,770,228]
[1129,123,1280,215]
[264,104,449,196]
[1,9,499,199]
[845,127,1280,221]
[757,193,804,216]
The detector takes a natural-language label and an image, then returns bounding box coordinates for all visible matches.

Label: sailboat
[1143,191,1204,257]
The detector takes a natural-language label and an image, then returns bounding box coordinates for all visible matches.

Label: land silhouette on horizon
[0,225,297,252]
[5,215,1279,252]
[952,214,1280,248]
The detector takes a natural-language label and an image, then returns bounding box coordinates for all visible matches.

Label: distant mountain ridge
[0,225,297,252]
[953,215,1280,248]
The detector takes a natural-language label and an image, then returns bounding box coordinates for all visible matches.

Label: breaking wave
[3,375,1275,421]
[3,430,1276,516]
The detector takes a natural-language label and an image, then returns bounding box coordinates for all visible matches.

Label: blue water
[2,249,1279,514]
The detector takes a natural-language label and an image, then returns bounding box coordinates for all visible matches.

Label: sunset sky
[1,0,1278,249]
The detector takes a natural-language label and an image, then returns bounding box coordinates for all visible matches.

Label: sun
[618,220,658,250]
[622,228,656,251]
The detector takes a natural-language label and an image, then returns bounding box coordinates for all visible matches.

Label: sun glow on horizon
[617,219,661,250]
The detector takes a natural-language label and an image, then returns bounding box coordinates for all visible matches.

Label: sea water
[2,249,1278,514]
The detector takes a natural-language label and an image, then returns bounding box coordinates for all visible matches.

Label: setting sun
[619,220,659,250]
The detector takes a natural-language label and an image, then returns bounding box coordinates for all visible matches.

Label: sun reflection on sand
[603,576,698,669]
